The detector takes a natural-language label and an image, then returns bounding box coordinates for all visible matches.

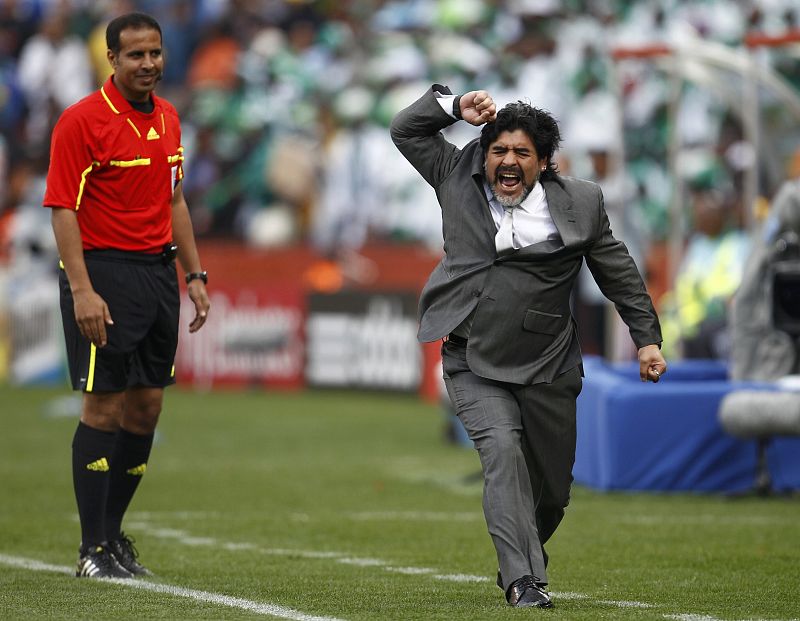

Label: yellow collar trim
[100,86,120,115]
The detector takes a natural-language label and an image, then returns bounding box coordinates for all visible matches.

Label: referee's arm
[50,206,113,347]
[171,182,210,333]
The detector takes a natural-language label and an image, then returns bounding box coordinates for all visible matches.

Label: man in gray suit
[391,86,667,608]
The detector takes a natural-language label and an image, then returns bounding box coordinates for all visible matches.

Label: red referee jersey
[44,75,184,253]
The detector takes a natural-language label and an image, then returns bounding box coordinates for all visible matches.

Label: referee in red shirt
[44,12,210,579]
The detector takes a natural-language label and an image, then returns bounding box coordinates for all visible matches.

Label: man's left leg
[105,386,163,576]
[516,366,582,571]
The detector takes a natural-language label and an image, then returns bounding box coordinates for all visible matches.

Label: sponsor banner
[306,291,422,391]
[175,285,305,389]
[6,273,64,385]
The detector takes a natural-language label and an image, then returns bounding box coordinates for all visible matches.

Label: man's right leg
[443,368,547,589]
[73,392,133,578]
[104,386,163,576]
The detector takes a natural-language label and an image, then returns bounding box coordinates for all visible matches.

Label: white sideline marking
[0,553,346,621]
[386,566,435,575]
[121,521,797,620]
[263,549,345,560]
[600,599,654,608]
[0,554,73,575]
[336,557,387,567]
[550,591,589,599]
[223,542,258,551]
[432,573,489,583]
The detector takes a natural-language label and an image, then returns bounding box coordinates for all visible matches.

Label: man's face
[107,27,163,102]
[485,129,547,207]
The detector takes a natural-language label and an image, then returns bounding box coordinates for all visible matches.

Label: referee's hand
[187,280,210,332]
[73,290,113,348]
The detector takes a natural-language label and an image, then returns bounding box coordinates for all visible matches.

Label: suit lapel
[469,146,497,234]
[542,179,580,247]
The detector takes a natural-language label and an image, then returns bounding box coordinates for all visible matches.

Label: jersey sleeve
[43,110,97,210]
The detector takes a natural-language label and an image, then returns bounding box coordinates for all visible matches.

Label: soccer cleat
[108,532,152,576]
[76,544,134,579]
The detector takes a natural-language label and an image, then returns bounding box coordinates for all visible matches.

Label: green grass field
[1,383,798,620]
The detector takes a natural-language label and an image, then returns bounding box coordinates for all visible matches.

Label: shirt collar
[100,75,156,115]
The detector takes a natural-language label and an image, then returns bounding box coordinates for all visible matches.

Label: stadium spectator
[44,12,210,579]
[659,160,750,359]
[17,3,93,157]
[391,86,666,608]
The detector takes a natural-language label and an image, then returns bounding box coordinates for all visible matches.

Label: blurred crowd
[2,0,800,358]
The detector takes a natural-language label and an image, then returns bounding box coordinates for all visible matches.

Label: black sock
[105,428,154,541]
[72,422,117,552]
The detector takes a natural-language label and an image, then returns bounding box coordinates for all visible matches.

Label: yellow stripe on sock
[86,457,109,472]
[126,463,147,476]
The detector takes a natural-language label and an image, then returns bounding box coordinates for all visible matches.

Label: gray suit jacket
[391,85,662,384]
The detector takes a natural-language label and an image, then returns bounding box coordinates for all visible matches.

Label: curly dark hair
[480,101,562,180]
[106,12,162,55]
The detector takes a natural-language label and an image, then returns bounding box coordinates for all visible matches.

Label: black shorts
[59,249,180,392]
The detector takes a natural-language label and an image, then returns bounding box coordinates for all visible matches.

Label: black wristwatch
[185,271,208,285]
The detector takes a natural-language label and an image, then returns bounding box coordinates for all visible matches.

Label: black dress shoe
[505,575,553,608]
[497,570,547,591]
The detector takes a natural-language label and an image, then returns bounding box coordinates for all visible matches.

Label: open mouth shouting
[492,166,531,206]
[497,167,523,191]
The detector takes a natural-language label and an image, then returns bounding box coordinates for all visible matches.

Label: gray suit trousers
[441,338,582,589]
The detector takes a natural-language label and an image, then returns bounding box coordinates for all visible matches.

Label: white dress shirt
[483,180,561,249]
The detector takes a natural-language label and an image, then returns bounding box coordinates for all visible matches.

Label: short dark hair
[106,12,162,55]
[480,101,562,179]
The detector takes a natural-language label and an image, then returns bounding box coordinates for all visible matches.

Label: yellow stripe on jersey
[110,158,151,167]
[175,147,185,181]
[86,344,97,392]
[75,161,100,210]
[126,118,142,138]
[160,113,166,135]
[171,365,175,378]
[100,86,121,114]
